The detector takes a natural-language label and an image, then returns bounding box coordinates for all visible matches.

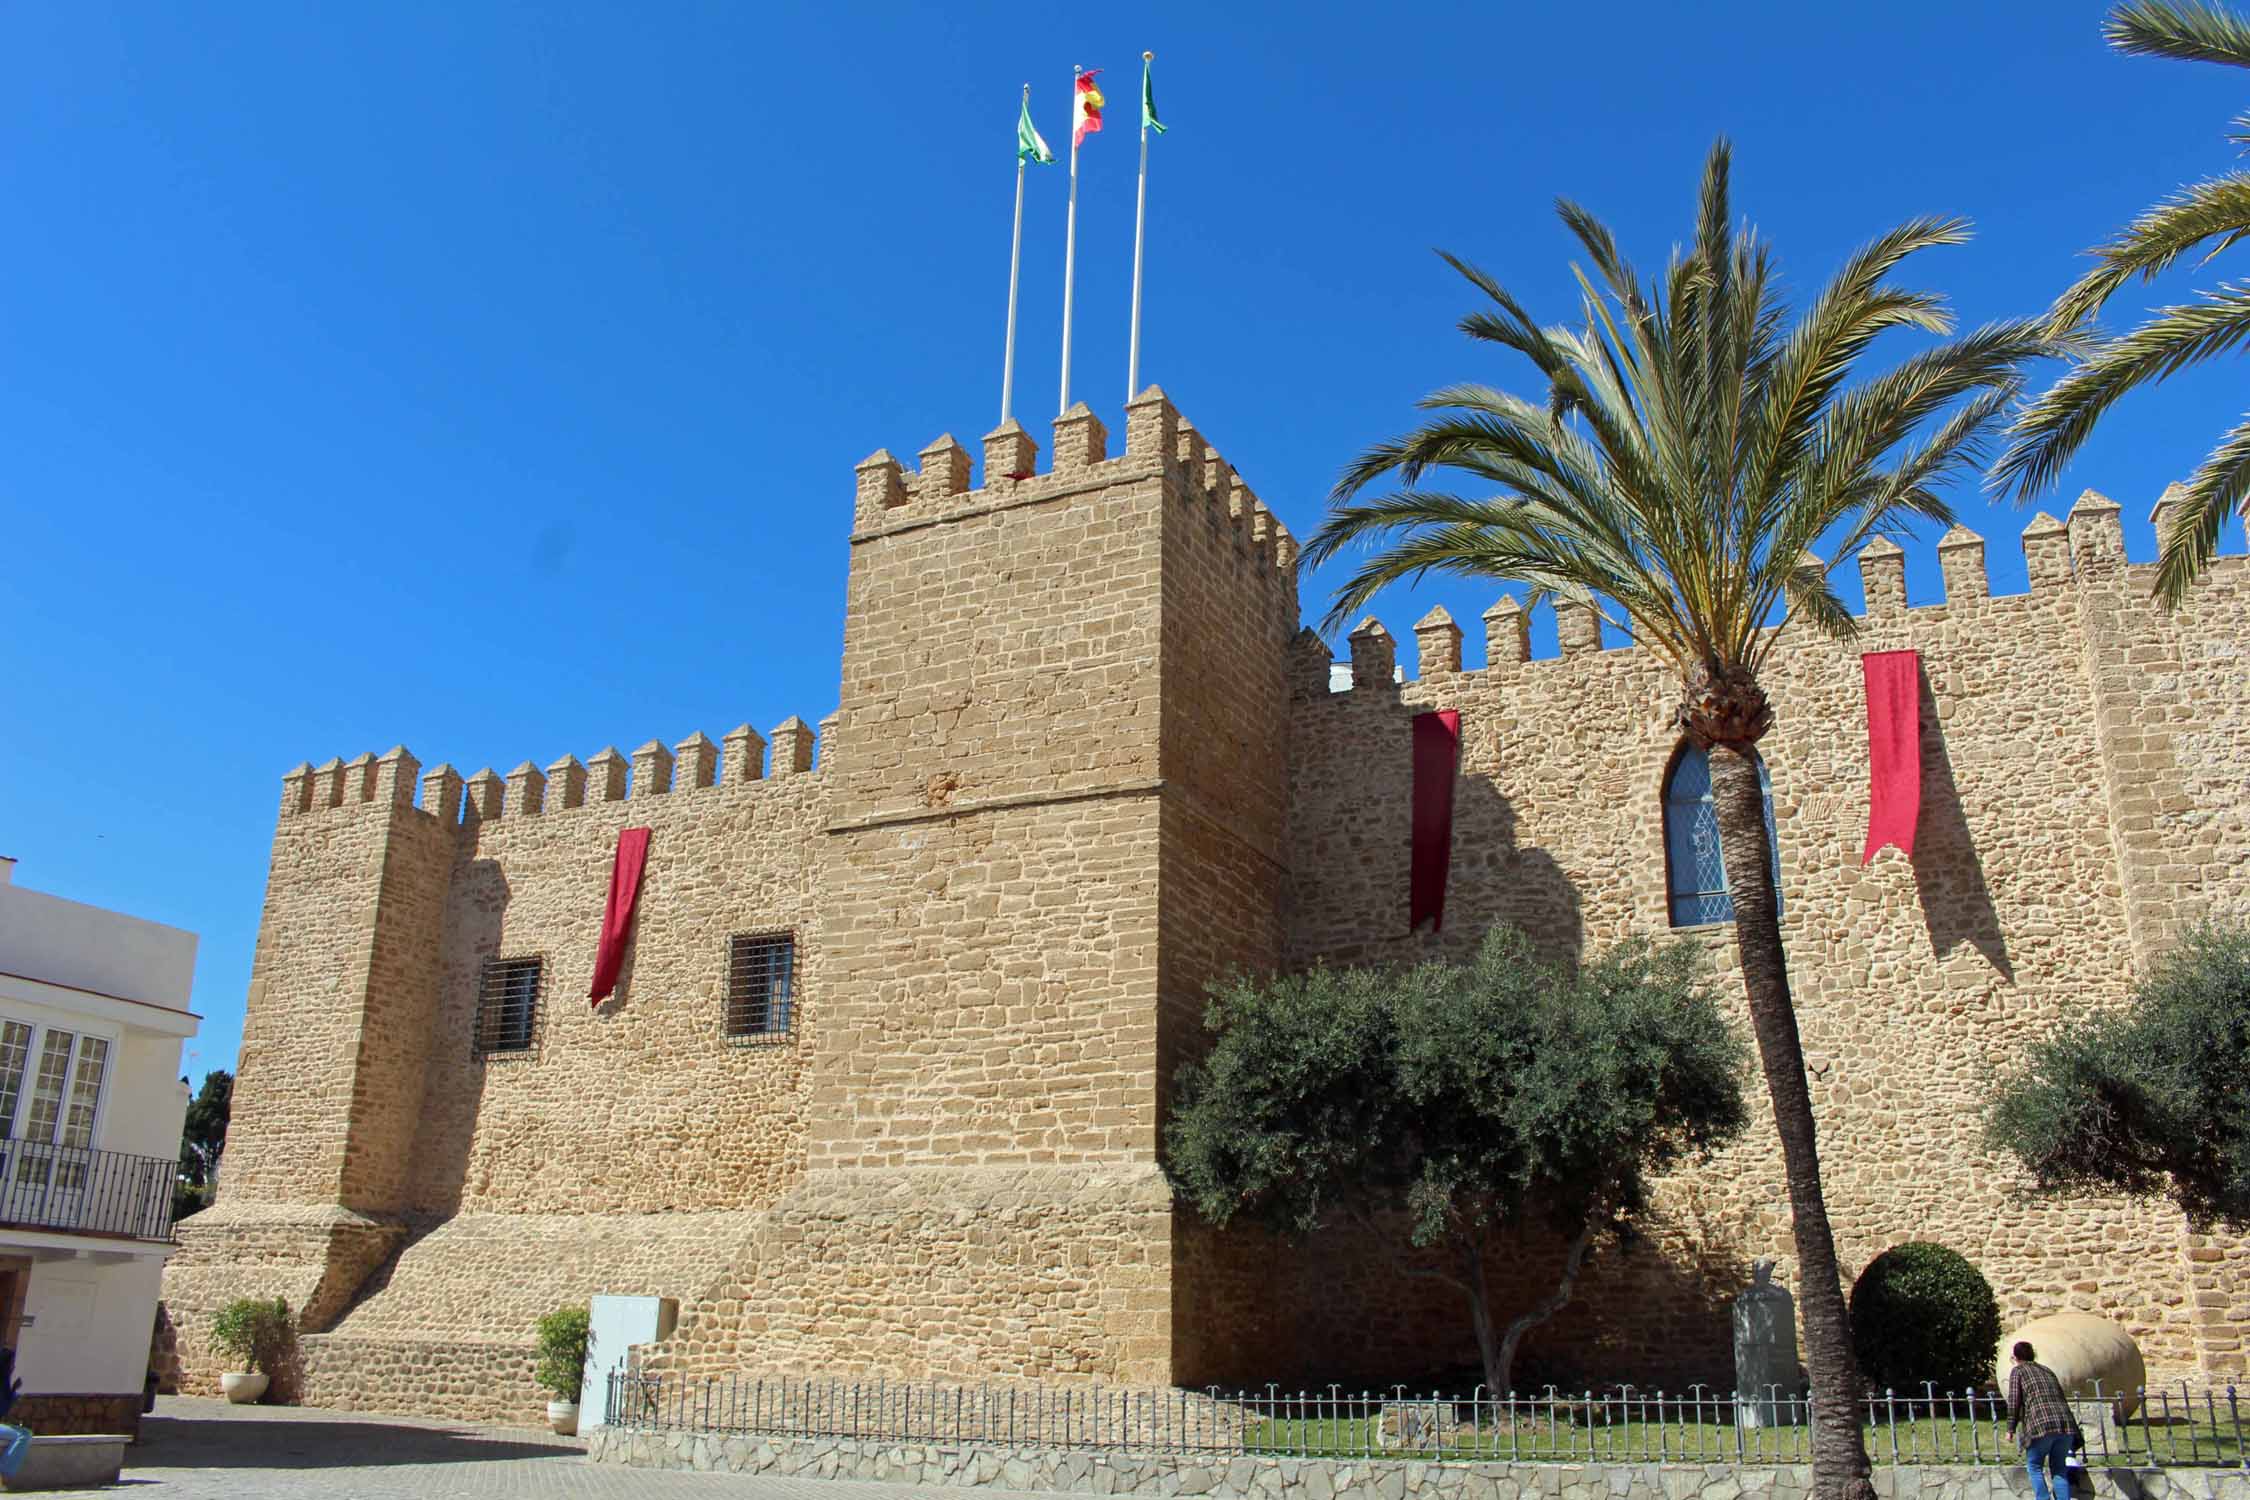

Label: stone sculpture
[1733,1258,1801,1428]
[1997,1311,2147,1423]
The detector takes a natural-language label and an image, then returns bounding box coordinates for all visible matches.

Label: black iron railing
[0,1139,174,1242]
[602,1371,2250,1467]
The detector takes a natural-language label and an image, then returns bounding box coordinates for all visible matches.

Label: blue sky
[4,1,2245,1078]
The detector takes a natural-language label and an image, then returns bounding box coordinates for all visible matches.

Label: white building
[0,857,197,1436]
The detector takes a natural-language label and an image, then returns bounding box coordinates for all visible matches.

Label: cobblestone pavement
[49,1397,1090,1499]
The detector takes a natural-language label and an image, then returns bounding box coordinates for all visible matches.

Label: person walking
[2006,1340,2084,1500]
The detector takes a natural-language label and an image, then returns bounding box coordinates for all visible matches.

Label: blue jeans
[2025,1431,2074,1500]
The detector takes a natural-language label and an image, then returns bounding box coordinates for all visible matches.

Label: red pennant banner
[1410,710,1462,932]
[1861,651,1922,864]
[590,827,652,1004]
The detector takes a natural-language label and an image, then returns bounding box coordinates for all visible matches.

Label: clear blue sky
[4,1,2244,1079]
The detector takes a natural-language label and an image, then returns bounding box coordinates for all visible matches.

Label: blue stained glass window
[1664,744,1780,927]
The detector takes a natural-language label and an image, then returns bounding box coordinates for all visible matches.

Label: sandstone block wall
[407,751,826,1218]
[1271,495,2249,1386]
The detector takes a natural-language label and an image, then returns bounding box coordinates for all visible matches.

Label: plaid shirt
[2008,1360,2080,1442]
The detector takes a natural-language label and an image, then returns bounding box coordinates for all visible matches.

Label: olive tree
[1989,925,2250,1230]
[1165,926,1748,1394]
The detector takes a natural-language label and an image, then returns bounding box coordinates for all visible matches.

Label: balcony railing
[0,1139,174,1243]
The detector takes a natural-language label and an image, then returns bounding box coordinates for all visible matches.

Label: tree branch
[1493,1219,1600,1385]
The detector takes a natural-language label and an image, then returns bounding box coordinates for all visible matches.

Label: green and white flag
[1018,95,1055,164]
[1141,54,1165,133]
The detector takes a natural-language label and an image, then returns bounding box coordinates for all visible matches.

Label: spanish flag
[1073,69,1104,148]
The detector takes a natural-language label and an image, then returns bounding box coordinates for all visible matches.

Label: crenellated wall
[1271,488,2250,1388]
[167,713,836,1403]
[170,384,2250,1423]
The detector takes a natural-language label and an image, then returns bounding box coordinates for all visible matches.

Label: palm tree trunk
[1706,742,1874,1500]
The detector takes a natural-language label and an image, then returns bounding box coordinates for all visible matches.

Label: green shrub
[1988,925,2250,1230]
[207,1296,291,1375]
[1849,1243,2000,1394]
[534,1305,592,1402]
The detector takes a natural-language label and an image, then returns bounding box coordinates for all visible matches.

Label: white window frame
[0,1013,120,1155]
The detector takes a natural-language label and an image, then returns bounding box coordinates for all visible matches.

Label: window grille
[474,956,543,1056]
[725,934,795,1041]
[1663,744,1781,927]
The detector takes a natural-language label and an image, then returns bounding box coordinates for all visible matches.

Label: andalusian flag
[1073,69,1104,148]
[1017,95,1054,165]
[1141,55,1165,134]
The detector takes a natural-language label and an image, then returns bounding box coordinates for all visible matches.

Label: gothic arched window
[1663,743,1780,927]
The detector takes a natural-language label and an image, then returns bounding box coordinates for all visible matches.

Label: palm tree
[1994,1,2250,603]
[1302,140,2052,1500]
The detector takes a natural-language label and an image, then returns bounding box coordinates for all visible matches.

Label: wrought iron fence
[603,1370,2249,1468]
[0,1139,174,1241]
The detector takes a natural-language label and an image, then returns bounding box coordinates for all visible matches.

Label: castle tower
[742,390,1298,1383]
[166,748,456,1340]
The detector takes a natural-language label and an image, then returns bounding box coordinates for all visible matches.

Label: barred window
[1663,743,1780,927]
[474,956,543,1055]
[725,934,795,1041]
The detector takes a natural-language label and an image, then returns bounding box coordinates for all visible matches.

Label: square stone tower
[665,391,1299,1383]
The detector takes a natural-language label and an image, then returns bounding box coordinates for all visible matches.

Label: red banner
[1861,651,1922,864]
[1410,710,1462,932]
[590,827,652,1004]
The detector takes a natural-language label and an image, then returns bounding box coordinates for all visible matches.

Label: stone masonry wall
[1269,495,2247,1387]
[13,1393,141,1440]
[589,1428,2250,1500]
[405,745,826,1219]
[166,716,832,1418]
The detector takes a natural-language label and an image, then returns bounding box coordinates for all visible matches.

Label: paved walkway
[48,1396,1089,1499]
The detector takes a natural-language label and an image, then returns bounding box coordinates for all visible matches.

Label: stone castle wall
[167,391,2249,1422]
[1272,492,2250,1387]
[166,716,834,1398]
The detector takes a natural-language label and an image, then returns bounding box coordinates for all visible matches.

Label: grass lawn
[1241,1414,2249,1467]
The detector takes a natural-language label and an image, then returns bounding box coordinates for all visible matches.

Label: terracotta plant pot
[547,1400,579,1436]
[220,1373,268,1405]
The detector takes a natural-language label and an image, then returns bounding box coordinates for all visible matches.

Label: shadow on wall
[1181,1206,1746,1392]
[1912,673,2013,983]
[1443,770,1586,969]
[414,858,504,1221]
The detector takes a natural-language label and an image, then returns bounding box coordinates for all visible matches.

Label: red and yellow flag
[1073,70,1104,148]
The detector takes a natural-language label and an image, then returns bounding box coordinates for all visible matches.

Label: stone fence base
[586,1429,2250,1500]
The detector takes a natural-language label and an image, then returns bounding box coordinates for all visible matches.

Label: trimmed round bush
[1850,1242,2002,1394]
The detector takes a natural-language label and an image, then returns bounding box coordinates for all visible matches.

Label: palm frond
[1312,141,2032,690]
[2046,174,2250,332]
[1996,284,2250,500]
[2108,0,2250,67]
[2154,412,2250,604]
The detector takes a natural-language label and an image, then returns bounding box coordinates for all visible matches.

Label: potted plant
[207,1296,290,1404]
[534,1305,592,1435]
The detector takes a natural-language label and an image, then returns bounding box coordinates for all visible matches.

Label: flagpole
[1059,65,1081,417]
[1002,84,1029,425]
[1128,52,1152,401]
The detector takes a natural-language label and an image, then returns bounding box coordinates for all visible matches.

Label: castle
[162,390,2250,1421]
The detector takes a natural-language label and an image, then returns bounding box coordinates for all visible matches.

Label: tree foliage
[1165,927,1747,1393]
[179,1069,232,1189]
[1988,925,2250,1231]
[1994,1,2250,605]
[174,1069,233,1224]
[207,1295,292,1376]
[1848,1242,2001,1396]
[534,1304,594,1402]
